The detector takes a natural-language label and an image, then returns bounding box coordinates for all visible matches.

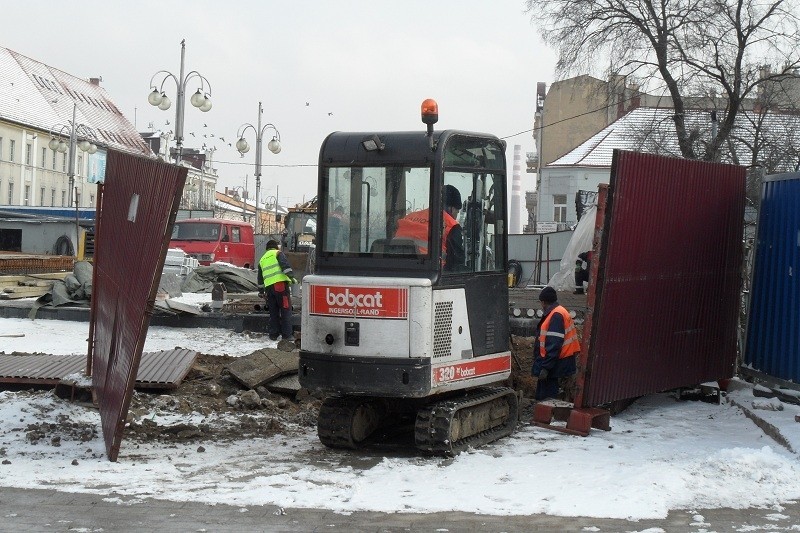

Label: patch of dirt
[4,337,543,451]
[124,353,321,444]
[123,340,543,445]
[24,414,99,447]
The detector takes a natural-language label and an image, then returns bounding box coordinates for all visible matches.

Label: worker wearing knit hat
[533,286,580,401]
[538,286,558,304]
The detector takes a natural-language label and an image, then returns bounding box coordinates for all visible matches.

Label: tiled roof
[0,46,150,155]
[547,106,800,170]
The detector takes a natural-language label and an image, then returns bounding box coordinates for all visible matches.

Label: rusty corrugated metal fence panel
[91,150,186,461]
[0,354,83,384]
[581,150,745,407]
[745,172,800,382]
[0,350,197,388]
[135,348,198,389]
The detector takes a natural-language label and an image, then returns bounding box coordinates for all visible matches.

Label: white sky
[1,1,553,225]
[3,310,800,522]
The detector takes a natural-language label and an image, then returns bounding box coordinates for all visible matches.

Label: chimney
[536,82,546,112]
[89,77,102,86]
[510,145,523,234]
[629,82,641,110]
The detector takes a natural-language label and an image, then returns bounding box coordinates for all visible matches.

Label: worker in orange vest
[532,286,581,401]
[394,184,465,271]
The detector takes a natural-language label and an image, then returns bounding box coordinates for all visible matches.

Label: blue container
[746,172,800,382]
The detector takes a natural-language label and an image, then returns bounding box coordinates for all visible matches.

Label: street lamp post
[230,186,248,221]
[264,195,277,234]
[236,102,281,234]
[49,102,98,208]
[147,39,212,163]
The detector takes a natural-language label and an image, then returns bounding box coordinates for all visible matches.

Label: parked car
[169,219,255,268]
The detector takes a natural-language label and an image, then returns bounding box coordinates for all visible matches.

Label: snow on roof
[548,106,800,170]
[0,46,150,156]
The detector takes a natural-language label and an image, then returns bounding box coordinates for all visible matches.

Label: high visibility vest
[538,305,581,359]
[259,249,290,288]
[394,208,458,262]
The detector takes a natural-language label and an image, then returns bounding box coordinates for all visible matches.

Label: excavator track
[317,396,383,450]
[414,387,519,455]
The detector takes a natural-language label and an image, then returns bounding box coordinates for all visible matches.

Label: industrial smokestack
[510,144,522,234]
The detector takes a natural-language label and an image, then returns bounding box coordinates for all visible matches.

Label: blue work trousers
[266,281,293,338]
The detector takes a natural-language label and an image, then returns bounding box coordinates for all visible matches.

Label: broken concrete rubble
[226,348,300,390]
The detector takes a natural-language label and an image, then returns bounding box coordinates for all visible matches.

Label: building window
[62,153,66,172]
[51,188,56,207]
[39,187,45,206]
[41,147,47,168]
[89,194,94,206]
[553,194,567,223]
[25,144,32,166]
[52,149,57,170]
[10,140,15,162]
[23,185,30,206]
[61,190,66,207]
[0,137,3,160]
[8,182,13,204]
[77,155,83,176]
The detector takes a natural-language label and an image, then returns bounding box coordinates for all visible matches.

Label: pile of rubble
[124,352,320,444]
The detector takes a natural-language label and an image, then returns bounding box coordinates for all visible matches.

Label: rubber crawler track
[414,387,519,455]
[317,396,380,449]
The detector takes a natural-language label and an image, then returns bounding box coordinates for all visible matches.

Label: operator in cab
[394,184,465,271]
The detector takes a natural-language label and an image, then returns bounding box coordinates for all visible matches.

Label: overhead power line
[213,92,651,166]
[500,91,651,140]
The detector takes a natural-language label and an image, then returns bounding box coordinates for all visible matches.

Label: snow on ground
[2,315,800,520]
[0,293,275,357]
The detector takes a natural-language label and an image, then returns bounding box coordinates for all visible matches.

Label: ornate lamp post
[147,39,212,163]
[49,102,98,207]
[230,185,248,221]
[236,102,281,233]
[264,195,278,234]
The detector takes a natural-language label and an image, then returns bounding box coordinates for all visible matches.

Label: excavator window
[316,132,505,274]
[320,166,430,257]
[441,135,506,274]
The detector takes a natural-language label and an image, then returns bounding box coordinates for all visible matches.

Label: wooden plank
[19,280,55,287]
[0,272,68,284]
[0,287,49,299]
[2,286,49,294]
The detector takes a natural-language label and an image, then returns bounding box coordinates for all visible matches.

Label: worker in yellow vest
[258,239,297,341]
[532,286,581,401]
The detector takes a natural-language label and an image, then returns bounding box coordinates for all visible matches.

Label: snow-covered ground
[0,293,273,357]
[2,311,800,521]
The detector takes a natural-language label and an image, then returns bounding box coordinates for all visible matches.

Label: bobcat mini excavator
[299,99,518,454]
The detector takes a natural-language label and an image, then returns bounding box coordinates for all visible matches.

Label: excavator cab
[300,100,517,454]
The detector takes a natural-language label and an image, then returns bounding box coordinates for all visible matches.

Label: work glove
[288,276,298,285]
[258,289,265,297]
[538,369,549,381]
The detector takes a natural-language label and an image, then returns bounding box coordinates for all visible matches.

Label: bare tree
[527,0,800,162]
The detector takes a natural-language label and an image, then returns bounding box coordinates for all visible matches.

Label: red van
[169,218,255,268]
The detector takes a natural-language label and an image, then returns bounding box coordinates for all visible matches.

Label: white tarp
[548,205,596,291]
